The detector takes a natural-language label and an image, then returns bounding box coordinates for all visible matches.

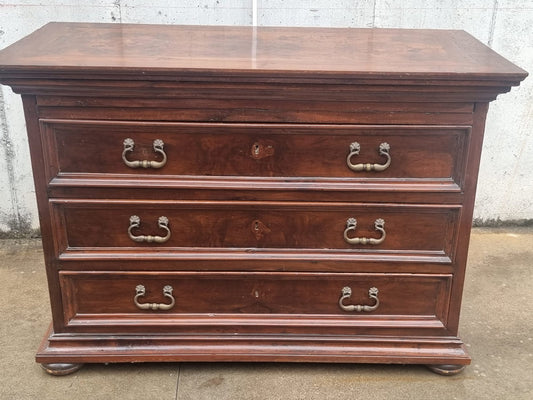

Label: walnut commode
[0,23,526,376]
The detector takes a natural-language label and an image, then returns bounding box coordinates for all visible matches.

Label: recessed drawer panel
[59,271,452,333]
[52,200,459,262]
[41,120,469,187]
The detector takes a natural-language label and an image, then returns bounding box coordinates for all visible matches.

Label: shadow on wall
[0,213,40,238]
[472,218,533,227]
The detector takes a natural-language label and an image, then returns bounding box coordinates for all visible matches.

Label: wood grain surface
[59,271,452,328]
[51,200,459,258]
[0,23,527,82]
[41,120,468,183]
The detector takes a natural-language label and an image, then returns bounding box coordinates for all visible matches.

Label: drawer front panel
[52,200,459,260]
[37,97,475,125]
[60,271,451,324]
[41,120,469,186]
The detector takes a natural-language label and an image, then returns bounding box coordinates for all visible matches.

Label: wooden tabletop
[0,22,527,82]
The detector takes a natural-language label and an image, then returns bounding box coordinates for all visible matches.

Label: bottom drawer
[59,271,452,334]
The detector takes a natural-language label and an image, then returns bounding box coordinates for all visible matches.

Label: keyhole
[252,219,270,240]
[253,143,260,155]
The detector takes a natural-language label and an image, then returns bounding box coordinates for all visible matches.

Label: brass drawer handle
[134,284,175,311]
[344,218,386,245]
[122,138,167,169]
[128,215,171,243]
[339,286,379,312]
[347,142,391,172]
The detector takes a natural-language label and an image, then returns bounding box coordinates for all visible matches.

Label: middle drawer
[51,200,459,262]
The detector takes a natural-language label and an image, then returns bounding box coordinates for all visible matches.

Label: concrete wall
[0,1,531,236]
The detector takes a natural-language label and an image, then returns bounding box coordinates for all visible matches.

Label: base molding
[36,325,470,369]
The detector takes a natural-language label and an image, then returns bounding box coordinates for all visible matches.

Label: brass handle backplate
[134,284,175,311]
[344,218,386,245]
[347,142,391,172]
[122,138,167,169]
[128,215,171,243]
[339,286,379,312]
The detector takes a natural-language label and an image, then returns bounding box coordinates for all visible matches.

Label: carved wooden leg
[426,364,466,376]
[41,363,83,376]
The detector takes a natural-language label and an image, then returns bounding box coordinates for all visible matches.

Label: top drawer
[40,120,469,188]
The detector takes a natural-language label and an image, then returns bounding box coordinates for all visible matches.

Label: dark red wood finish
[59,271,452,334]
[0,23,527,375]
[0,23,525,80]
[51,200,459,257]
[40,120,469,184]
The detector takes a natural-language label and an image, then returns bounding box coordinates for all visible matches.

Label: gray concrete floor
[1,227,532,400]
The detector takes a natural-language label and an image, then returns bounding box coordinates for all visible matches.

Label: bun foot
[426,364,466,376]
[41,363,83,376]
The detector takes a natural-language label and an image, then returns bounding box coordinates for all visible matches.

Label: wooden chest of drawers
[0,23,526,376]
